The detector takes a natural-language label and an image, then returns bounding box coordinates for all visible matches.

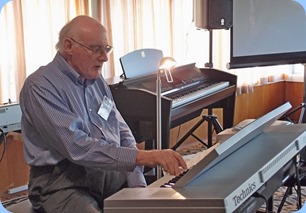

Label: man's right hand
[136,149,187,176]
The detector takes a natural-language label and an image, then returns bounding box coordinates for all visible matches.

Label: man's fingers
[173,152,188,170]
[160,152,186,176]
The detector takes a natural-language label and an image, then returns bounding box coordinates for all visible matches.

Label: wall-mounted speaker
[194,0,233,30]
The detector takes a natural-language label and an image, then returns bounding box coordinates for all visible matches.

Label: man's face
[67,30,110,80]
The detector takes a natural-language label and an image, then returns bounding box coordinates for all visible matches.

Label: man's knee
[33,189,102,213]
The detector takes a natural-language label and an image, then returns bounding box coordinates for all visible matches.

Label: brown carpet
[259,186,306,212]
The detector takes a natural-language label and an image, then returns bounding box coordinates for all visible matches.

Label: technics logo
[232,182,256,206]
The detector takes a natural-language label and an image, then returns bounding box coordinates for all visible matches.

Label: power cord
[2,194,28,208]
[0,128,6,162]
[252,192,268,213]
[0,127,4,142]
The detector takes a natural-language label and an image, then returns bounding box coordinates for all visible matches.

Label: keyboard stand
[280,103,305,124]
[171,108,223,150]
[277,155,303,212]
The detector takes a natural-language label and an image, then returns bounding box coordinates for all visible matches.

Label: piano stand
[255,196,274,213]
[278,155,303,212]
[171,108,223,150]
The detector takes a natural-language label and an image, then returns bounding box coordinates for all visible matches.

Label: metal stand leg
[171,108,223,150]
[296,156,302,209]
[267,196,274,212]
[281,103,305,124]
[277,156,302,212]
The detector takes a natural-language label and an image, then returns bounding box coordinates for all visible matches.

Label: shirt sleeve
[126,170,147,187]
[105,83,147,187]
[21,78,138,172]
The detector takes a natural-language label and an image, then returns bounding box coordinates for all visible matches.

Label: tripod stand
[277,102,306,212]
[171,108,223,150]
[171,30,224,151]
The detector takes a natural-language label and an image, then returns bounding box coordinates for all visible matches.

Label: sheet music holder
[120,48,163,79]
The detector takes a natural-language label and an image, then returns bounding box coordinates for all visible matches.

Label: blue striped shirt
[20,52,146,187]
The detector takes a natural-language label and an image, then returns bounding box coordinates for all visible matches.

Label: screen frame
[228,0,306,69]
[228,44,306,69]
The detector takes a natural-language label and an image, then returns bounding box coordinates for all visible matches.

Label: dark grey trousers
[28,159,127,213]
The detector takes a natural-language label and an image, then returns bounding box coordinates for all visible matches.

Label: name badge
[98,96,113,121]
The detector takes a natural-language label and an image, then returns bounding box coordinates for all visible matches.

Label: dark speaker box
[194,0,233,30]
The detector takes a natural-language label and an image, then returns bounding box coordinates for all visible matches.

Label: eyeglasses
[69,37,113,55]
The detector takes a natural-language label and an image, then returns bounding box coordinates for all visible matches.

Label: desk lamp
[156,57,176,179]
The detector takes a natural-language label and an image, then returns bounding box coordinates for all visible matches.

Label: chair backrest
[119,48,163,79]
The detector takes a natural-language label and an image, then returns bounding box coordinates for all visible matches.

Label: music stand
[119,48,163,79]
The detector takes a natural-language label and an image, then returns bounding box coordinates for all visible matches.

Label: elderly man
[20,15,187,212]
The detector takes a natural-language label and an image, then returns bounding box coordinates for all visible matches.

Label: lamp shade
[158,57,176,70]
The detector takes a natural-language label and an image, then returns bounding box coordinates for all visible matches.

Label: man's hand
[136,149,187,176]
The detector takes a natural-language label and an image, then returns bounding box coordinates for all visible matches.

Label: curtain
[0,0,299,103]
[96,0,295,93]
[97,0,194,79]
[0,1,22,103]
[0,0,91,103]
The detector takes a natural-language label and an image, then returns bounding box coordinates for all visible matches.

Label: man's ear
[63,38,73,55]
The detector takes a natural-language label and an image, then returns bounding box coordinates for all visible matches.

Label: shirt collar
[54,52,96,86]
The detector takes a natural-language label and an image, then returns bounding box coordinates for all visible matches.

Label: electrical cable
[0,128,6,162]
[175,125,182,146]
[2,194,28,208]
[252,192,268,213]
[0,128,4,143]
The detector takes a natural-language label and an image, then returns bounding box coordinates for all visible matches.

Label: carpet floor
[259,186,306,212]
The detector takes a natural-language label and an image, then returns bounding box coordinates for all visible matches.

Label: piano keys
[169,81,230,108]
[107,64,237,149]
[104,109,306,212]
